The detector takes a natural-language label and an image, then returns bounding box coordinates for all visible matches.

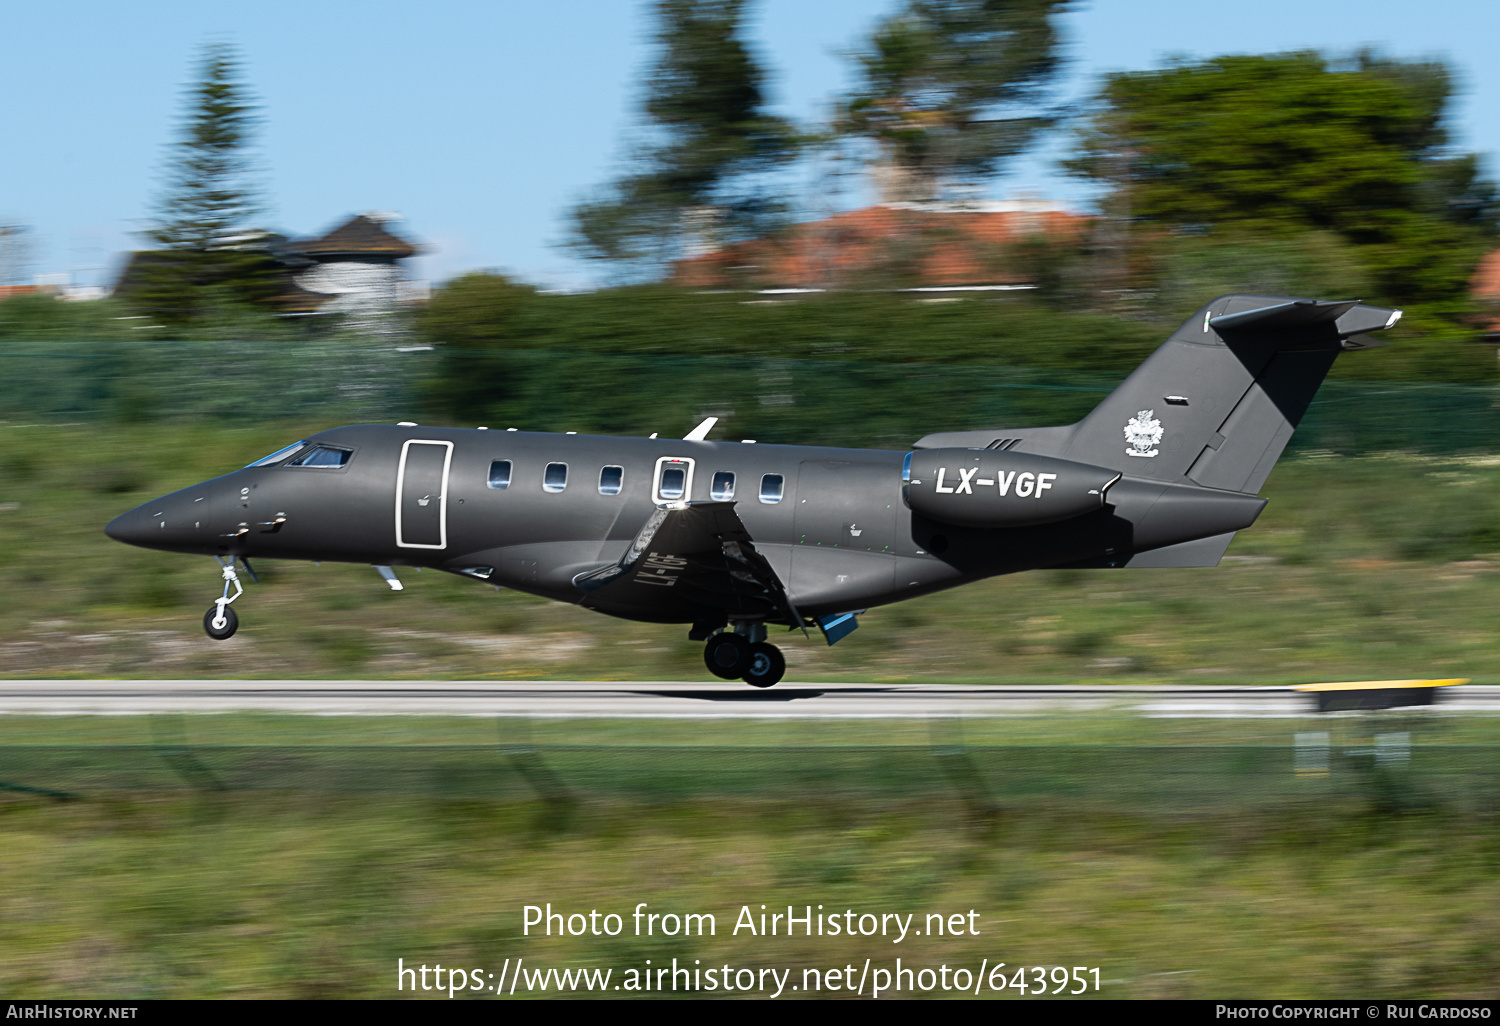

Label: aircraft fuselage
[106,422,1268,624]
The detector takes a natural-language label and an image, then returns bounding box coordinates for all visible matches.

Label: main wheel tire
[203,604,238,641]
[743,642,785,688]
[703,632,751,679]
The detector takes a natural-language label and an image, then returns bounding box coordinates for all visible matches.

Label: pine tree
[839,0,1069,203]
[131,42,273,325]
[1065,52,1498,310]
[567,0,799,274]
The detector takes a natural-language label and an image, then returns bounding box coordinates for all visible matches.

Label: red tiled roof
[1474,249,1500,301]
[1472,248,1500,335]
[673,205,1090,289]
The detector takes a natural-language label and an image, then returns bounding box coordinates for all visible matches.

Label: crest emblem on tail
[1124,410,1163,457]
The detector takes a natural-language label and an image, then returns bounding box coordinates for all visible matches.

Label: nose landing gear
[702,624,786,688]
[204,557,244,640]
[204,603,238,640]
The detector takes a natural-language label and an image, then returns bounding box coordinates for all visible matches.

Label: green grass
[3,422,1500,683]
[1,713,1499,998]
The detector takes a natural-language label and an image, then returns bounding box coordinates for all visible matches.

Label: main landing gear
[703,625,785,688]
[203,557,244,640]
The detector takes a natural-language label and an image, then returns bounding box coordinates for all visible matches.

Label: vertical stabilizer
[1055,295,1399,492]
[911,295,1400,570]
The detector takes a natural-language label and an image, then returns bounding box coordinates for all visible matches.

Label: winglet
[684,417,718,442]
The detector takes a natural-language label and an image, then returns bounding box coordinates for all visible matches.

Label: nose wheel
[203,557,245,641]
[204,604,238,640]
[702,631,785,687]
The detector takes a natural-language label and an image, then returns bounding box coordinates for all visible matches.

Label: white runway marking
[0,681,1495,718]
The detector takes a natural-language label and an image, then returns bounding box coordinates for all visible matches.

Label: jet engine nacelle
[903,448,1120,528]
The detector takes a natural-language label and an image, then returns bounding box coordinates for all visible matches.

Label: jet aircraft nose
[105,505,156,547]
[106,486,219,554]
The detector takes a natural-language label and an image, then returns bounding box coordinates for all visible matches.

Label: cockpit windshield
[245,441,308,468]
[287,445,352,468]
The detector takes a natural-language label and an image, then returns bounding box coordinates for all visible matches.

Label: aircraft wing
[574,502,801,626]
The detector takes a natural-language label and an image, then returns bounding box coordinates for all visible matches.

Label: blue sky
[2,0,1497,290]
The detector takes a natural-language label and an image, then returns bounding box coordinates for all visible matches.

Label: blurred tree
[838,0,1069,203]
[1152,230,1373,321]
[0,293,133,341]
[415,271,535,349]
[566,0,799,275]
[417,271,538,420]
[130,42,275,326]
[1067,52,1497,310]
[0,222,33,286]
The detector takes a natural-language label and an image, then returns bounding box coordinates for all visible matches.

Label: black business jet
[107,295,1399,687]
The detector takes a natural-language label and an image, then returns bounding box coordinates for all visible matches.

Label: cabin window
[245,441,307,468]
[543,462,568,493]
[659,467,686,501]
[759,474,784,504]
[711,471,735,501]
[286,445,352,468]
[599,465,623,495]
[652,457,695,504]
[487,460,512,490]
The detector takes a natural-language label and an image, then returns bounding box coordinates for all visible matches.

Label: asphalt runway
[0,680,1497,718]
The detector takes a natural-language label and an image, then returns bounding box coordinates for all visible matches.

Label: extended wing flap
[576,502,799,624]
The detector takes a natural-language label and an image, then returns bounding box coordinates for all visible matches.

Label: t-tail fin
[917,295,1400,494]
[912,295,1400,569]
[1057,295,1400,491]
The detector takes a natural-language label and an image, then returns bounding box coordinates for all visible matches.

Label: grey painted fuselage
[106,295,1402,631]
[103,422,1261,623]
[109,429,933,618]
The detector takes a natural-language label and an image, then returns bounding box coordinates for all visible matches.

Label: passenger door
[396,440,453,549]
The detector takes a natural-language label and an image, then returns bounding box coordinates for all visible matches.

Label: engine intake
[903,448,1120,528]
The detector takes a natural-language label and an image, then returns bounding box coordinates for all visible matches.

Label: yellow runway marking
[1294,678,1469,692]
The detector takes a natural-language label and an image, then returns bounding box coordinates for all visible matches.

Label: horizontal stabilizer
[1334,304,1404,338]
[1209,299,1358,333]
[1209,299,1401,341]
